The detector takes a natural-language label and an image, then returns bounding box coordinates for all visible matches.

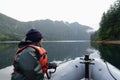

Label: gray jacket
[11,41,57,80]
[12,43,44,80]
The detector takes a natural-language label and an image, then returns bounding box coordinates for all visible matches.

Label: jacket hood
[18,38,33,48]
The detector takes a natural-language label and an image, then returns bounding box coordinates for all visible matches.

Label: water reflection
[43,42,91,61]
[91,43,120,69]
[0,41,91,69]
[0,43,17,69]
[1,42,120,70]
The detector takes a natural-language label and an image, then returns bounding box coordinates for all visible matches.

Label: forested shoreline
[91,0,120,42]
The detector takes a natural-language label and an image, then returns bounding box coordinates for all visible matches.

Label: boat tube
[47,55,120,80]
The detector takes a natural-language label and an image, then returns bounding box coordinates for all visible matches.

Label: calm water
[0,41,120,79]
[0,40,91,69]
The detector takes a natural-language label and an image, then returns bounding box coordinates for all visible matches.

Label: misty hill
[0,13,92,41]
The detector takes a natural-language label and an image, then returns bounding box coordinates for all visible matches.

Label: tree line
[91,0,120,41]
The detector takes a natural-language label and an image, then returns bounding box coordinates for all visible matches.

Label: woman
[11,29,57,80]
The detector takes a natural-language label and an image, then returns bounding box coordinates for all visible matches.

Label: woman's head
[25,28,43,43]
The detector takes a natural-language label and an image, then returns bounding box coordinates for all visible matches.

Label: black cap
[25,29,43,42]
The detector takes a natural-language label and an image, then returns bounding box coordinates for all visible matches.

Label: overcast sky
[0,0,116,30]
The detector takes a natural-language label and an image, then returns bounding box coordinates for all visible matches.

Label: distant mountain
[0,13,93,41]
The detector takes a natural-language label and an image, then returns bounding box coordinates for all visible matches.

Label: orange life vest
[15,44,48,74]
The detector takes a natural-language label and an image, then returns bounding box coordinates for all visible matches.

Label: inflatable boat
[46,55,120,80]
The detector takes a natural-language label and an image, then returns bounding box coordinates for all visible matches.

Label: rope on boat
[104,60,117,80]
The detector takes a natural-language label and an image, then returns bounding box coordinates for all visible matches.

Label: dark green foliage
[91,31,99,40]
[91,43,120,69]
[92,0,120,40]
[0,13,92,41]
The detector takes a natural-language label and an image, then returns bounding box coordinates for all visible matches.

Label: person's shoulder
[24,46,36,52]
